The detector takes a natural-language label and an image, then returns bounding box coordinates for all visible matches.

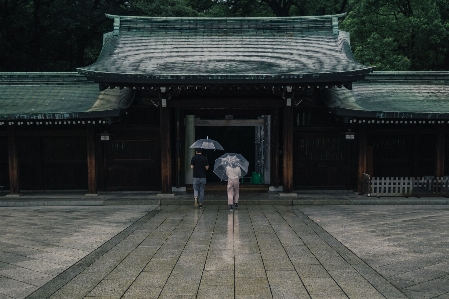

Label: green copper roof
[324,72,449,120]
[0,73,134,121]
[77,15,373,85]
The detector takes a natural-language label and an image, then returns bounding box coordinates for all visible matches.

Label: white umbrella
[190,136,224,150]
[213,153,249,181]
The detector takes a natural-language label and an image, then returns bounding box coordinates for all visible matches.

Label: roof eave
[330,107,449,120]
[78,70,372,86]
[0,109,124,121]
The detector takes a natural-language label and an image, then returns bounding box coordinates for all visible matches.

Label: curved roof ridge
[78,14,372,85]
[105,13,347,21]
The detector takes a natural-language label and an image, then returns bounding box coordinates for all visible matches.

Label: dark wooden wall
[18,136,87,190]
[2,92,448,193]
[0,124,162,192]
[0,137,9,188]
[293,106,354,190]
[293,131,352,189]
[101,126,161,191]
[367,130,436,177]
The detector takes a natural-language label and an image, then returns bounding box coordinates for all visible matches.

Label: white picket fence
[370,177,413,197]
[363,175,449,197]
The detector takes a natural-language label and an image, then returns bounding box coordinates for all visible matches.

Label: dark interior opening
[195,126,256,183]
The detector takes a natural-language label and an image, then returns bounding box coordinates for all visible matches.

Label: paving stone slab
[2,203,437,299]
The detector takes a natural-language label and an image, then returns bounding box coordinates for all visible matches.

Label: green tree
[341,0,449,70]
[291,0,348,16]
[130,0,200,17]
[217,0,274,17]
[0,0,130,71]
[1,0,448,71]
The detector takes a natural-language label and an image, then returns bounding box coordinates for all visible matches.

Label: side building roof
[77,14,373,86]
[0,73,134,124]
[2,72,449,124]
[324,72,449,122]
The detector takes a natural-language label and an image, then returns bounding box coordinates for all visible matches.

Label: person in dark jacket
[190,148,209,208]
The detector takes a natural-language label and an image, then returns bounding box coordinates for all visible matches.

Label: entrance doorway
[195,126,255,183]
[186,114,271,186]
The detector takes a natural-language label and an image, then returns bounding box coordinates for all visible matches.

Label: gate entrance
[186,115,271,185]
[195,126,255,183]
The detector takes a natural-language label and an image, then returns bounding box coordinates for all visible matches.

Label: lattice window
[295,108,339,126]
[296,137,344,160]
[110,141,157,161]
[370,136,413,160]
[43,138,86,162]
[0,138,7,163]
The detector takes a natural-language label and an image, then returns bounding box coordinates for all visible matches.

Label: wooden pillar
[435,125,446,178]
[357,125,367,194]
[413,134,421,176]
[184,115,195,185]
[271,108,280,188]
[282,106,293,193]
[86,125,97,195]
[7,126,20,195]
[160,106,172,194]
[366,146,373,178]
[175,108,181,188]
[263,115,271,184]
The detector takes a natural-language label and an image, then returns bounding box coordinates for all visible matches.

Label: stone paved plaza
[0,199,448,298]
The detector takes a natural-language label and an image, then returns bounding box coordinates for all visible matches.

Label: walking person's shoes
[229,204,234,211]
[234,203,238,208]
[194,197,198,207]
[199,203,203,208]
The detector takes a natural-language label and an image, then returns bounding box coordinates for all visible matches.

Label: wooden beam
[17,130,86,137]
[160,107,172,194]
[435,125,446,177]
[86,125,97,195]
[282,106,294,193]
[169,98,284,108]
[182,109,272,117]
[194,119,264,127]
[7,126,20,195]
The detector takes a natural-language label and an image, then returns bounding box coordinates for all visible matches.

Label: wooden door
[103,127,160,191]
[42,137,87,190]
[294,132,350,189]
[369,133,434,177]
[18,136,87,190]
[0,137,8,189]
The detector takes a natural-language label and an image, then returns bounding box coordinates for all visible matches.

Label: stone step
[186,183,269,193]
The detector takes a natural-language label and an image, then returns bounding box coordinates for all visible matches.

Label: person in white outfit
[226,164,241,211]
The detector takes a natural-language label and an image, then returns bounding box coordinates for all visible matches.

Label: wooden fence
[361,174,449,197]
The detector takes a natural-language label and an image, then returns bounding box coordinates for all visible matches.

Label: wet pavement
[301,205,449,299]
[0,192,449,298]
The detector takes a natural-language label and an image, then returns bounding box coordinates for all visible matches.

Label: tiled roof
[77,15,373,85]
[0,73,134,121]
[324,72,449,119]
[3,71,448,122]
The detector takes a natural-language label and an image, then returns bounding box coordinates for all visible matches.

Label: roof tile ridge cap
[368,71,449,81]
[0,72,80,76]
[105,13,347,21]
[371,71,449,75]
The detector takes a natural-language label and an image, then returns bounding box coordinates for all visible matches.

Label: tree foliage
[340,0,449,70]
[0,0,448,71]
[0,0,131,71]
